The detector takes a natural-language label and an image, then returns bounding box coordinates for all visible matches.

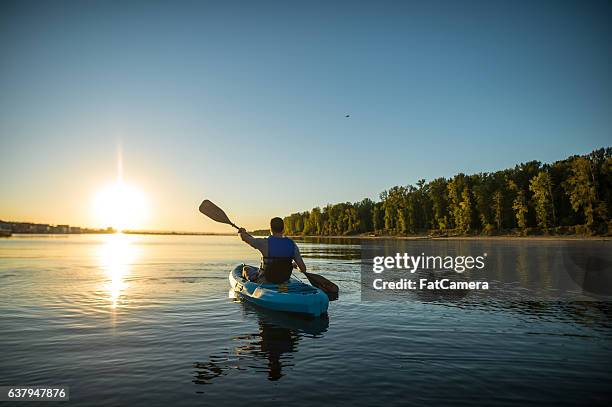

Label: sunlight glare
[93,182,149,231]
[98,233,139,308]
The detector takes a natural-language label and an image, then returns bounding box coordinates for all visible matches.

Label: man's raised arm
[238,228,265,252]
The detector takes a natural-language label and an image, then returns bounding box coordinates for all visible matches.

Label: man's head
[270,217,284,235]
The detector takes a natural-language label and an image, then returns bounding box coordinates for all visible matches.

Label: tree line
[282,148,611,236]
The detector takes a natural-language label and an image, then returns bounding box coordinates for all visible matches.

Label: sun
[93,181,149,231]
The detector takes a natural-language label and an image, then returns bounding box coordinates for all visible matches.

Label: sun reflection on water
[98,233,139,309]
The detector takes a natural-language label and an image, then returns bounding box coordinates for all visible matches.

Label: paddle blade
[305,272,339,300]
[199,200,235,226]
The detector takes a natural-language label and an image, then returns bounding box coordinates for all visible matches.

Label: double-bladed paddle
[198,199,339,298]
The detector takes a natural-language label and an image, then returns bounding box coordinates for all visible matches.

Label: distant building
[35,224,50,233]
[0,220,11,237]
[14,223,35,233]
[0,220,93,234]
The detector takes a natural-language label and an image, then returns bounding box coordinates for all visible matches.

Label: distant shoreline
[2,231,235,237]
[122,231,235,236]
[2,228,608,241]
[3,232,608,241]
[289,234,610,241]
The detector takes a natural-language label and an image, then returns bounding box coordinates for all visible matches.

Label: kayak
[229,264,329,317]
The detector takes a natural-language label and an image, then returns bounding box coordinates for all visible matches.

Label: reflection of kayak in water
[233,294,329,336]
[238,301,329,380]
[194,294,329,384]
[229,264,329,317]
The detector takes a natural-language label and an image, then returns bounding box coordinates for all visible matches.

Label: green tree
[508,180,528,231]
[344,206,360,234]
[492,190,504,231]
[458,185,473,233]
[529,171,555,229]
[382,187,407,233]
[564,157,606,232]
[428,178,449,229]
[372,202,384,232]
[306,207,322,235]
[355,198,375,232]
[472,173,494,230]
[448,174,472,232]
[447,174,467,230]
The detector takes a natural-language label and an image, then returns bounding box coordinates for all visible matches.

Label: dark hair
[270,217,284,233]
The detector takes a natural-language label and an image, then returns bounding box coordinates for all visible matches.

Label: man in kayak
[238,217,307,283]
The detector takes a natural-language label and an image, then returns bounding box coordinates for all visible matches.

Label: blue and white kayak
[229,264,329,317]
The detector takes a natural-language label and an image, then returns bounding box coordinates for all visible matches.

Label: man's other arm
[293,244,307,273]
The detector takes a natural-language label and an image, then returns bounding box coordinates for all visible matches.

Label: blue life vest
[261,236,295,283]
[268,236,295,257]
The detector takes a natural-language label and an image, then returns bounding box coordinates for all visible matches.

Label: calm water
[0,234,611,406]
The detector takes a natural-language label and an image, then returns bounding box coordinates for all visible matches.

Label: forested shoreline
[279,148,611,237]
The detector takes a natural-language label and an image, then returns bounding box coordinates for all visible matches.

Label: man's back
[238,228,307,283]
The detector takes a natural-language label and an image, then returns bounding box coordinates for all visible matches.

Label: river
[0,234,610,406]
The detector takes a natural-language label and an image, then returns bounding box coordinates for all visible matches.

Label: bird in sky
[345,114,350,118]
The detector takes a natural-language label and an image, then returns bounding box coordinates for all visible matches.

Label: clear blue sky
[1,0,611,232]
